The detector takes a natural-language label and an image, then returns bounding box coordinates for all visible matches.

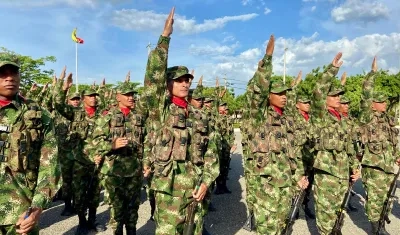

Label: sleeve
[53,81,75,121]
[311,64,339,119]
[246,54,273,121]
[202,131,220,188]
[142,35,170,123]
[31,110,60,208]
[359,71,376,124]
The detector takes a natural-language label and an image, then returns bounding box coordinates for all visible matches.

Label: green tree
[1,47,56,92]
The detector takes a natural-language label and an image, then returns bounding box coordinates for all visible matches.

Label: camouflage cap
[188,88,203,100]
[327,86,344,96]
[340,96,351,104]
[297,95,311,103]
[82,88,99,96]
[372,92,388,103]
[0,52,20,68]
[166,66,194,80]
[116,83,137,95]
[68,92,81,99]
[270,80,291,94]
[219,102,227,106]
[204,97,215,103]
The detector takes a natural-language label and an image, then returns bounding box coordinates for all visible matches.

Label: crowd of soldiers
[0,6,400,235]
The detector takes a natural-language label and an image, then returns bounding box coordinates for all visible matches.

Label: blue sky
[1,0,399,95]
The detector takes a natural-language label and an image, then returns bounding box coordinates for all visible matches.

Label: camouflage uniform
[0,53,60,234]
[214,103,234,194]
[358,71,399,232]
[56,92,81,215]
[142,35,219,235]
[310,64,358,235]
[91,83,145,234]
[53,86,103,233]
[246,53,300,234]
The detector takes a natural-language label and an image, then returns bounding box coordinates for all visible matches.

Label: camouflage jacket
[246,54,299,187]
[53,84,100,165]
[292,110,314,176]
[90,107,145,177]
[142,35,219,196]
[216,114,234,150]
[311,64,357,179]
[359,71,399,173]
[0,96,59,225]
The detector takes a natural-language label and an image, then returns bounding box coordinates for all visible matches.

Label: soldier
[246,35,308,234]
[310,52,360,234]
[53,71,105,234]
[142,7,219,235]
[0,52,60,234]
[293,95,316,219]
[58,92,81,216]
[337,94,360,212]
[358,57,400,234]
[92,83,145,235]
[214,102,235,194]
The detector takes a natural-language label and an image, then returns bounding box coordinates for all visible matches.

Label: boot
[126,226,136,235]
[208,202,217,212]
[371,221,390,235]
[214,181,225,195]
[242,210,255,231]
[202,227,211,235]
[222,179,231,194]
[114,223,124,235]
[88,207,106,232]
[75,212,89,235]
[149,196,156,221]
[61,198,75,216]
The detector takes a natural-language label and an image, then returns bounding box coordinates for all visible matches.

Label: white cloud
[0,0,127,8]
[331,0,389,23]
[111,9,258,34]
[222,35,236,43]
[264,7,271,15]
[242,0,251,5]
[188,42,239,56]
[311,6,317,12]
[189,32,400,95]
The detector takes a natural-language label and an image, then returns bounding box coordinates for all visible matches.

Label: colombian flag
[71,28,84,44]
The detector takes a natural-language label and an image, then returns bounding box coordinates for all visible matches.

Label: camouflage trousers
[72,162,102,213]
[0,225,39,235]
[154,191,206,235]
[253,175,292,235]
[313,170,348,235]
[219,146,231,178]
[103,175,141,231]
[59,150,74,199]
[362,166,394,222]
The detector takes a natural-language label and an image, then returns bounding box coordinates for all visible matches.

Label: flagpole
[75,42,78,92]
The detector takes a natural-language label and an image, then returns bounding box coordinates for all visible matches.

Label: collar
[171,96,188,109]
[328,108,341,121]
[120,107,130,117]
[300,110,309,121]
[85,106,96,117]
[272,105,283,116]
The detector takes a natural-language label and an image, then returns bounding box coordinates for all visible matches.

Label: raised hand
[125,71,130,82]
[30,83,38,91]
[371,56,377,72]
[162,7,175,37]
[291,70,302,87]
[266,35,275,56]
[59,66,67,81]
[62,73,73,91]
[101,78,106,88]
[340,72,347,86]
[332,52,343,68]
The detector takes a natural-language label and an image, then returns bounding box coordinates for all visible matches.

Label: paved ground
[40,129,400,235]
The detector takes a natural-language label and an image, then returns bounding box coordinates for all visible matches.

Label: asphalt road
[40,129,400,235]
